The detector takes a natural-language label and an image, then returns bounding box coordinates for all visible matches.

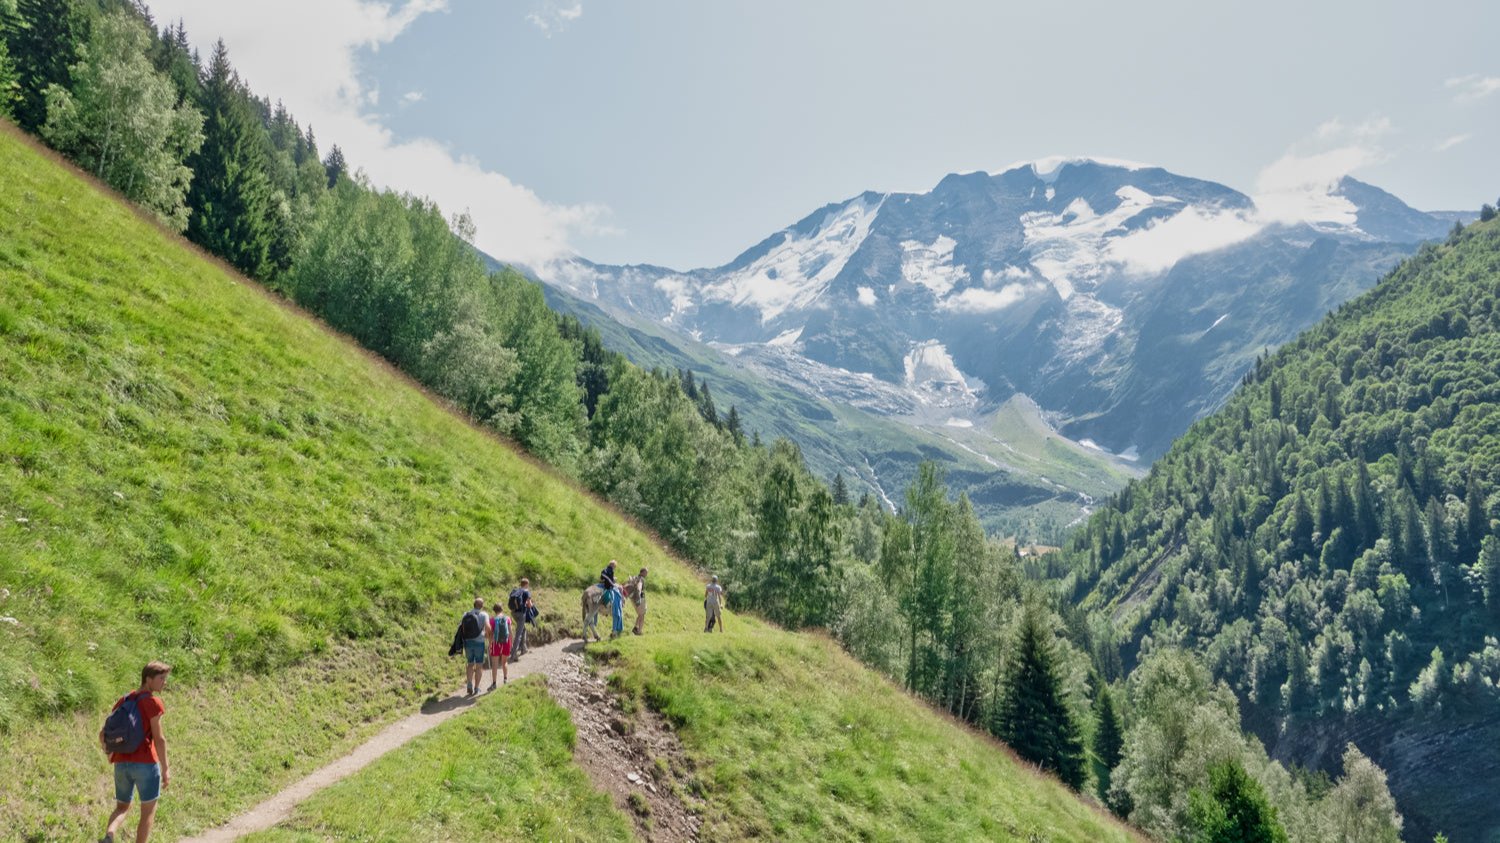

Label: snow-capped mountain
[545,158,1460,463]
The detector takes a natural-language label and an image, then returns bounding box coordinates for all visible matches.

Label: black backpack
[459,610,482,640]
[508,588,525,614]
[101,694,146,755]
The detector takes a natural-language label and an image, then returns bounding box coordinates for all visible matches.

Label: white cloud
[1105,117,1395,274]
[856,286,877,306]
[1107,207,1264,274]
[401,90,424,104]
[1435,133,1472,152]
[981,266,1032,284]
[1252,116,1391,227]
[937,283,1040,314]
[1445,74,1500,103]
[144,0,606,268]
[527,1,583,36]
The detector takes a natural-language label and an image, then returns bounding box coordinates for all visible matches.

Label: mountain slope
[1060,214,1500,841]
[0,125,1130,841]
[537,278,1138,537]
[546,161,1460,512]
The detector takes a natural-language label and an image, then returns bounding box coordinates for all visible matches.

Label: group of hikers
[448,575,539,695]
[93,567,728,842]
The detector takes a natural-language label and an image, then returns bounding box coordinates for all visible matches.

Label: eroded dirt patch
[546,646,703,842]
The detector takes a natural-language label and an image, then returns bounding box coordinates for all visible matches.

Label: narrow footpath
[181,640,577,842]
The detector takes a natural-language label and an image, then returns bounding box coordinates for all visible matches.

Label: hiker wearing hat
[704,575,725,633]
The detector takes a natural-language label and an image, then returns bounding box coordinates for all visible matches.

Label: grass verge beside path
[597,610,1138,843]
[244,677,633,843]
[2,602,457,841]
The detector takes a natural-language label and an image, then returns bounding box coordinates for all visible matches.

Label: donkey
[581,581,633,642]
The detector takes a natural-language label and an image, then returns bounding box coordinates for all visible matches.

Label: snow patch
[998,155,1156,183]
[701,194,885,323]
[1022,187,1163,300]
[903,340,980,407]
[1207,313,1229,331]
[899,234,968,297]
[768,327,803,348]
[652,275,696,320]
[945,417,974,428]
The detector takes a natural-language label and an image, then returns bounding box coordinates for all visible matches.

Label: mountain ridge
[534,161,1463,540]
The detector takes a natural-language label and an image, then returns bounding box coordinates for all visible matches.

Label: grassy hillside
[1060,214,1500,840]
[0,124,1130,841]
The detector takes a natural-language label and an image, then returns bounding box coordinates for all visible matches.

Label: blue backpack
[101,693,146,755]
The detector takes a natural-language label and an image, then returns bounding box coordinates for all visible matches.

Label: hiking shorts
[114,762,161,804]
[463,638,487,665]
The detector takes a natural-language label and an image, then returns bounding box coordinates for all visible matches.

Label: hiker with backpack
[488,602,512,690]
[98,661,171,843]
[507,578,532,661]
[704,575,725,633]
[626,567,648,635]
[455,598,490,697]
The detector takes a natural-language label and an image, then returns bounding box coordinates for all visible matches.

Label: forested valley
[5,1,1499,839]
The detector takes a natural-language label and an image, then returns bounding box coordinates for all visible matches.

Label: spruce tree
[993,605,1085,789]
[1460,472,1487,564]
[1482,534,1500,621]
[831,472,850,506]
[5,0,89,132]
[323,143,346,187]
[0,31,18,120]
[186,40,276,279]
[725,405,743,445]
[1091,682,1125,806]
[1186,759,1288,843]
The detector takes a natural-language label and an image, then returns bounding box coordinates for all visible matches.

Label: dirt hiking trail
[181,637,699,842]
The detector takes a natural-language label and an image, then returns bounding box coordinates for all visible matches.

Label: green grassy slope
[0,124,1131,841]
[244,678,634,843]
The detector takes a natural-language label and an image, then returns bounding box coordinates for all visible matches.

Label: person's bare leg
[136,800,157,843]
[104,801,130,838]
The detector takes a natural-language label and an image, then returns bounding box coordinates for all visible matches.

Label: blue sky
[148,0,1499,270]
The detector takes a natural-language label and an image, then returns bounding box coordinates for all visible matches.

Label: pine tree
[323,143,346,188]
[0,29,18,120]
[1425,497,1453,608]
[1186,759,1289,843]
[697,379,717,426]
[5,0,89,132]
[993,605,1085,789]
[724,405,744,446]
[186,40,276,279]
[1091,681,1125,807]
[830,472,850,507]
[1481,534,1500,621]
[1460,472,1487,565]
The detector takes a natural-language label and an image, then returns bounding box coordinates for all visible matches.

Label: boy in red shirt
[99,661,171,843]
